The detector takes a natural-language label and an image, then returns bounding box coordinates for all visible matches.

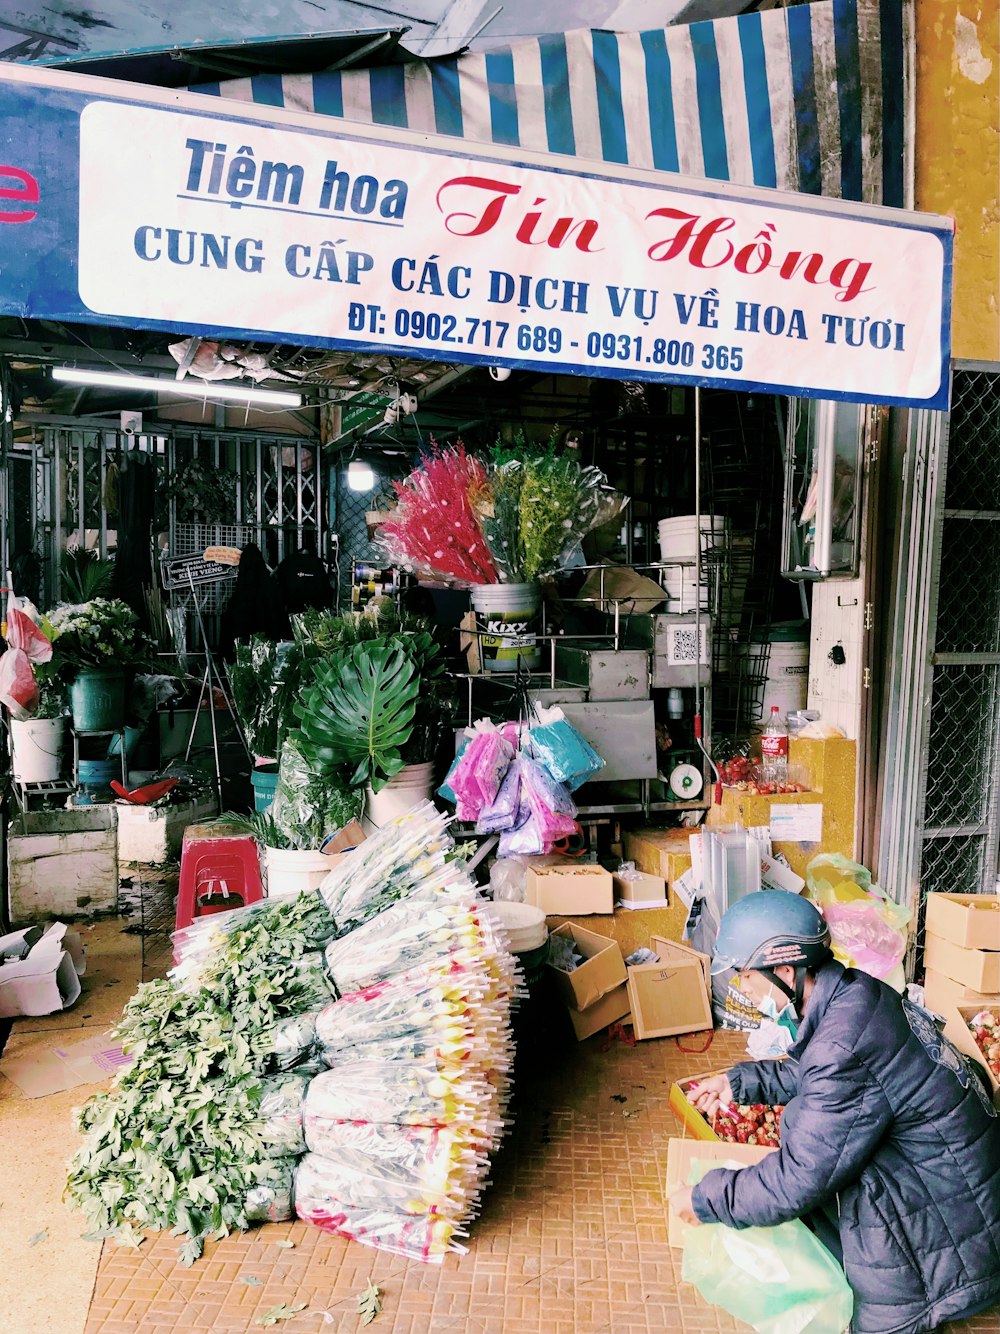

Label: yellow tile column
[915,2,1000,361]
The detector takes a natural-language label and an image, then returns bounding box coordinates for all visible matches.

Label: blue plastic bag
[528,718,604,789]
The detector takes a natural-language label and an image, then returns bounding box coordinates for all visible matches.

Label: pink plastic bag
[448,729,514,822]
[0,648,37,718]
[476,758,522,833]
[0,603,54,718]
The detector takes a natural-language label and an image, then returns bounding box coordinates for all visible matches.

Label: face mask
[758,989,800,1040]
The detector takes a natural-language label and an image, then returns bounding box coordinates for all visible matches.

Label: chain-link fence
[914,366,1000,969]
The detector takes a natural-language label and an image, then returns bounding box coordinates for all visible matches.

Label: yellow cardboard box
[924,935,1000,993]
[923,967,996,1016]
[622,827,693,887]
[925,893,1000,950]
[707,736,857,878]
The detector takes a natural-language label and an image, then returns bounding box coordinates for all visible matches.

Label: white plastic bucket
[660,568,709,613]
[10,716,66,783]
[263,845,332,898]
[658,515,728,564]
[363,762,436,831]
[747,638,810,717]
[471,582,541,673]
[489,900,547,952]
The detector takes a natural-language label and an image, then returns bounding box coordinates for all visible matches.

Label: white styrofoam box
[0,922,86,1018]
[8,808,119,921]
[117,795,218,865]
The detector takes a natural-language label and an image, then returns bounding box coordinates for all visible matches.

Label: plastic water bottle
[761,706,788,786]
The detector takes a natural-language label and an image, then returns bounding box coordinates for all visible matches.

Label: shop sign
[0,65,953,409]
[339,392,393,435]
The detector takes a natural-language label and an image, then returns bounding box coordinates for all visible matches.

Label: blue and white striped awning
[192,0,906,208]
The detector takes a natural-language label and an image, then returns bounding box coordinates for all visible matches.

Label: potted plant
[46,598,151,732]
[227,637,308,812]
[293,626,450,829]
[159,459,237,524]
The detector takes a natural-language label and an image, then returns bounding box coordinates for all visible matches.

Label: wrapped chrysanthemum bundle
[320,800,457,934]
[295,896,518,1262]
[67,804,519,1267]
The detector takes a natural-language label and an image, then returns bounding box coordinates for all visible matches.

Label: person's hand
[687,1074,734,1117]
[669,1186,701,1226]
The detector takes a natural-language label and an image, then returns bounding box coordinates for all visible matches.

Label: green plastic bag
[682,1162,853,1334]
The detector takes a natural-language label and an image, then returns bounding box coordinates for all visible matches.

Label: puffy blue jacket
[692,961,1000,1334]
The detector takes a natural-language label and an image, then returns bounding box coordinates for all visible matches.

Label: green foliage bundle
[65,894,335,1264]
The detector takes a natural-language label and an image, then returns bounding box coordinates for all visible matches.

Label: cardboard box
[546,902,691,959]
[925,893,1000,951]
[924,934,1000,992]
[923,968,996,1016]
[0,923,86,1018]
[946,1004,1000,1108]
[665,1138,775,1247]
[567,984,632,1040]
[788,735,857,797]
[526,862,614,915]
[627,938,712,1039]
[613,870,667,906]
[547,922,628,1011]
[623,827,693,886]
[669,1071,727,1141]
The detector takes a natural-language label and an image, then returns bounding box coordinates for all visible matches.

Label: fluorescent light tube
[52,366,303,408]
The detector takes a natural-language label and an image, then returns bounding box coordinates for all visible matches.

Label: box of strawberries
[949,1005,1000,1108]
[669,1071,785,1145]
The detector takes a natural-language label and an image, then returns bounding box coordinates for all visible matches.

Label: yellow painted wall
[915,2,1000,361]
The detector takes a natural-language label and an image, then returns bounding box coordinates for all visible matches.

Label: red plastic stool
[175,823,264,939]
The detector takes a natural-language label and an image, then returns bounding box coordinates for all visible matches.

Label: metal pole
[694,388,719,794]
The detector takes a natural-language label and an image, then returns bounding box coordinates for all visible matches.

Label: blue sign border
[0,65,954,411]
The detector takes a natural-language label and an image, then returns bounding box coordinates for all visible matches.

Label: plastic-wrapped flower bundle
[378,443,499,585]
[171,888,337,993]
[319,800,457,934]
[68,803,519,1267]
[296,900,518,1261]
[375,434,626,589]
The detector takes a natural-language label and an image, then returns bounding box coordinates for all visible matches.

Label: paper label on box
[769,803,823,843]
[759,853,806,894]
[689,832,704,886]
[673,867,698,910]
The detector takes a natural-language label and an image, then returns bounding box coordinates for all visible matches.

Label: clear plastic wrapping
[258,1074,310,1155]
[319,800,456,935]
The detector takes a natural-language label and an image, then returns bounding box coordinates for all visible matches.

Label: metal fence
[917,368,1000,943]
[1,423,322,617]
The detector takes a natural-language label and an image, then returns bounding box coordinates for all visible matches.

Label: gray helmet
[712,890,831,1013]
[712,890,831,975]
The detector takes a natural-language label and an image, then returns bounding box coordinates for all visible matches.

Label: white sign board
[0,64,954,408]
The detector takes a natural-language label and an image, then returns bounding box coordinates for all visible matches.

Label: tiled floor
[83,1009,1000,1334]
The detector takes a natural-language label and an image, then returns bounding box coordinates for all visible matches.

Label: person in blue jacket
[668,890,1000,1334]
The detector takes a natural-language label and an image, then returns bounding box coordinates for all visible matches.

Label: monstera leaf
[293,640,420,792]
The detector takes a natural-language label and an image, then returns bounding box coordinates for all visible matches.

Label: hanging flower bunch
[377,435,626,587]
[379,443,499,585]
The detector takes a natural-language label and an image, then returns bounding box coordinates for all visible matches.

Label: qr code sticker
[669,624,709,667]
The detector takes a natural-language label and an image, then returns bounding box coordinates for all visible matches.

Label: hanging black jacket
[692,961,1000,1334]
[219,544,290,660]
